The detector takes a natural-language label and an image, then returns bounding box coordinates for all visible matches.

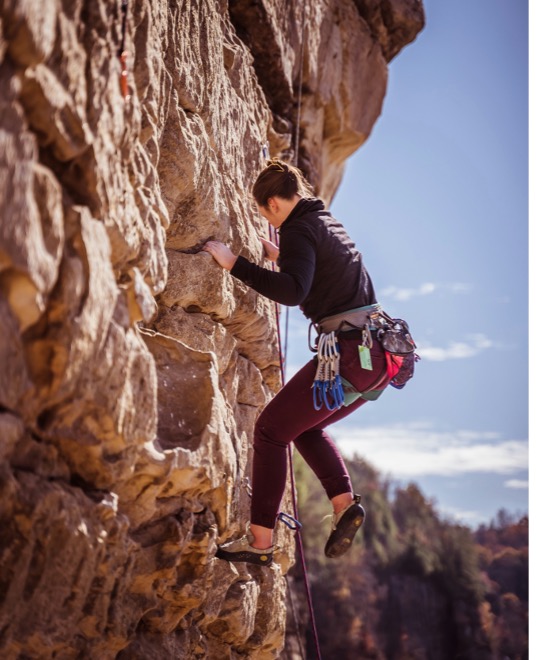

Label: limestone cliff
[0,1,424,657]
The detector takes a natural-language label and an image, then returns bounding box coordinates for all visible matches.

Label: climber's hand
[259,237,279,263]
[202,241,238,271]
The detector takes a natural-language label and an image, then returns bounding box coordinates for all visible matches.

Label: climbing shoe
[324,494,365,558]
[216,530,274,566]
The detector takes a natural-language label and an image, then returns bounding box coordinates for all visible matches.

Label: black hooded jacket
[230,197,377,324]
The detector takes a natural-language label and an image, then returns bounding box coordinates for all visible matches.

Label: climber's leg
[292,400,367,503]
[249,357,349,531]
[250,335,389,534]
[216,336,388,564]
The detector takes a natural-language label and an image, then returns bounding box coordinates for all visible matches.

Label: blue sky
[285,0,528,526]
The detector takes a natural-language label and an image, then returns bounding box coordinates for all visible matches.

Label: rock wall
[0,1,424,657]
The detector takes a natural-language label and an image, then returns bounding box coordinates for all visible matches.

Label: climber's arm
[203,234,315,307]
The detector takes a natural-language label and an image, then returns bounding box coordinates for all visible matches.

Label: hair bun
[266,158,287,172]
[253,157,313,206]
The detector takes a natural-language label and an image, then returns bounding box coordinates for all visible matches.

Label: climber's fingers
[202,241,238,271]
[259,236,279,262]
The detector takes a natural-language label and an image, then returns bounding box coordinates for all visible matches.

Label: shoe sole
[215,548,273,566]
[324,503,365,558]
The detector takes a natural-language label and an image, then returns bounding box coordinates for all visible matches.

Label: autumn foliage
[283,453,528,660]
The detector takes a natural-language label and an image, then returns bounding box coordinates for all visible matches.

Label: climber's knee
[254,407,289,450]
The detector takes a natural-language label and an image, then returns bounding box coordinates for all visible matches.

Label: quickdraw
[312,331,345,411]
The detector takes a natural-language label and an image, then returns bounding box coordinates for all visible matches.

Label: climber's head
[252,159,312,227]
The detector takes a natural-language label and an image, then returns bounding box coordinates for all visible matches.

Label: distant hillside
[282,452,528,660]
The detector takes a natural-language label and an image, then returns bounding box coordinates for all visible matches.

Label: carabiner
[277,512,303,530]
[333,375,345,408]
[312,381,324,410]
[308,322,320,352]
[321,381,338,411]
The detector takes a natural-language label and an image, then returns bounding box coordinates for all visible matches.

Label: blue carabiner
[277,511,303,530]
[322,381,338,411]
[312,381,324,410]
[322,378,344,411]
[333,375,345,408]
[333,380,344,409]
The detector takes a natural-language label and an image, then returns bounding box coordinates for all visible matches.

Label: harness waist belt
[317,304,383,334]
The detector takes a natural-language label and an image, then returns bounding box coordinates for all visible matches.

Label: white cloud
[380,282,437,301]
[504,479,529,489]
[380,282,472,302]
[446,283,473,294]
[417,333,495,361]
[332,421,528,478]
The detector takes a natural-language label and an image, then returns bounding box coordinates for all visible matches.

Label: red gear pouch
[385,352,404,380]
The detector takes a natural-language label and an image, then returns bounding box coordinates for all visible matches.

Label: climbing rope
[272,271,322,660]
[118,0,131,101]
[269,212,323,660]
[294,5,306,166]
[259,4,321,657]
[288,5,324,659]
[265,4,322,659]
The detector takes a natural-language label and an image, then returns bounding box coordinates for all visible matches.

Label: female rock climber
[202,159,391,566]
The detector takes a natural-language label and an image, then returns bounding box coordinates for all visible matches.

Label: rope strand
[294,5,306,166]
[118,0,130,101]
[280,2,322,656]
[269,229,323,660]
[286,575,308,660]
[264,5,322,656]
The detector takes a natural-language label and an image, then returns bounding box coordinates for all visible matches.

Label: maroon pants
[251,335,390,529]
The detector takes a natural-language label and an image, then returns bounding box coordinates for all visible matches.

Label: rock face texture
[0,0,424,657]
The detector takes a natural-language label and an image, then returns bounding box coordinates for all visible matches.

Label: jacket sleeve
[230,229,316,306]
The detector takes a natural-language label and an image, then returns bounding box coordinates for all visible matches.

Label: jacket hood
[280,197,325,230]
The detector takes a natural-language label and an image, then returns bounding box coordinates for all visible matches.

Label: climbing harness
[311,304,419,394]
[311,332,345,411]
[315,303,383,335]
[309,305,381,410]
[118,0,131,101]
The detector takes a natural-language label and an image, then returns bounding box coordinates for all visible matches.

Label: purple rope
[269,223,323,660]
[287,448,323,660]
